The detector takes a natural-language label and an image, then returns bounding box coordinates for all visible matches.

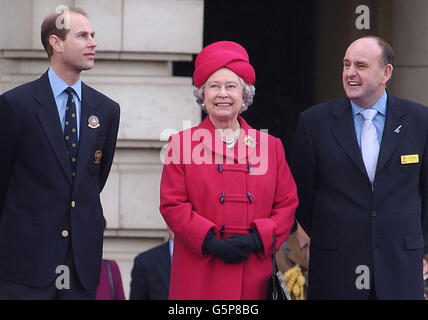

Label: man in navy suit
[0,7,120,299]
[290,36,428,299]
[129,229,173,300]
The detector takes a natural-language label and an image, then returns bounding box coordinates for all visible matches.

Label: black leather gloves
[225,229,263,256]
[202,229,263,264]
[203,231,249,263]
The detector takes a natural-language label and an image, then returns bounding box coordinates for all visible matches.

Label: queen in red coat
[160,41,298,300]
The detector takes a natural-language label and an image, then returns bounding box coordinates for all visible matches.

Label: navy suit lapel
[35,72,72,183]
[158,242,171,289]
[376,95,407,174]
[330,98,367,177]
[73,83,99,191]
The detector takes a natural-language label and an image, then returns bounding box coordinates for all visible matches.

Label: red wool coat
[160,116,298,299]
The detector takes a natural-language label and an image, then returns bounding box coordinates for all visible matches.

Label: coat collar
[35,71,73,183]
[73,82,100,192]
[375,94,407,174]
[34,70,100,187]
[330,98,367,177]
[196,115,259,163]
[330,95,407,184]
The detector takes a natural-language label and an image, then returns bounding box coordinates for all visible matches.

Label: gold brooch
[244,135,256,148]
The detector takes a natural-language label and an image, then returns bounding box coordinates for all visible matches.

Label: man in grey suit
[0,7,120,299]
[291,36,428,299]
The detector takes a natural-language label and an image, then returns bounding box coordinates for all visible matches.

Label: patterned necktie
[64,87,79,178]
[360,108,379,185]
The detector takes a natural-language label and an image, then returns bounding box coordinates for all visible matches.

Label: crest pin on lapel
[394,125,402,134]
[88,115,100,129]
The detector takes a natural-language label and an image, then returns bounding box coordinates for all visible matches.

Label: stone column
[389,0,428,105]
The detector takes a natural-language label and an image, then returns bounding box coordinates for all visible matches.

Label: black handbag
[266,235,291,300]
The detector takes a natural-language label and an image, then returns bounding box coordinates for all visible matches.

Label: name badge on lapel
[88,115,100,129]
[401,154,419,165]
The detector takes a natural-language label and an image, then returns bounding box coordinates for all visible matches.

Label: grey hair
[193,76,256,114]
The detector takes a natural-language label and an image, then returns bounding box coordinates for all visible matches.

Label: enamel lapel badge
[88,115,100,129]
[94,150,102,164]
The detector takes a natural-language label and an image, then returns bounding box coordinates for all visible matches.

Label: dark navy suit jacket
[129,241,171,300]
[290,94,428,299]
[0,71,120,290]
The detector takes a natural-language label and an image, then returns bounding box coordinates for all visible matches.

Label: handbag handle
[271,234,278,295]
[272,234,277,274]
[270,233,292,300]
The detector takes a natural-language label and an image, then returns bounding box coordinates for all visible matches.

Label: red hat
[193,41,255,88]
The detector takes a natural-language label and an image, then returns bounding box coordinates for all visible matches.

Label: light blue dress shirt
[48,67,82,139]
[169,238,174,261]
[351,91,387,147]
